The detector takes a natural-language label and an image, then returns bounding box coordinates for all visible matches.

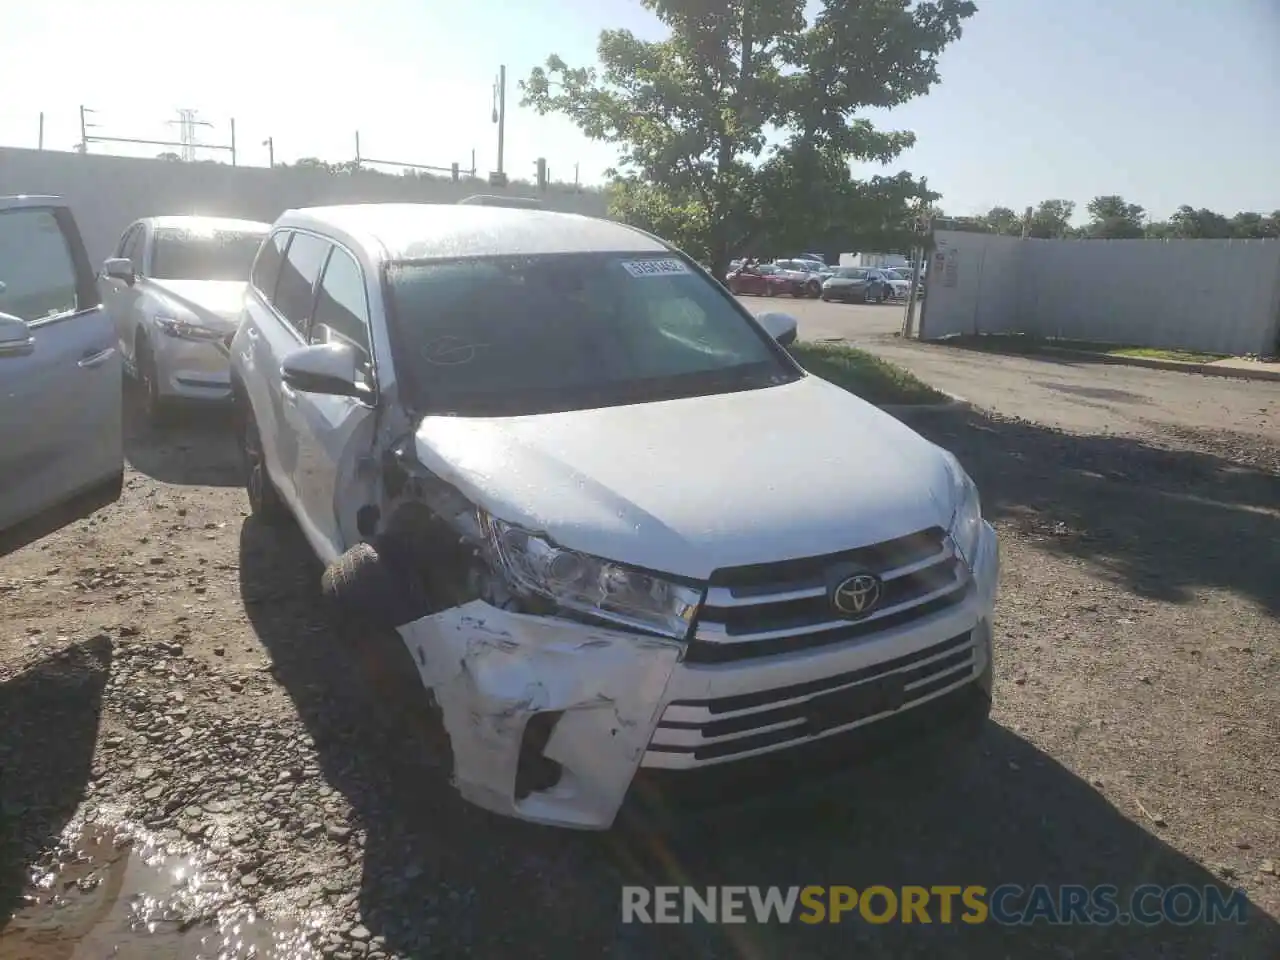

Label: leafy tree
[291,157,334,172]
[1085,195,1146,239]
[521,0,976,277]
[1226,210,1280,239]
[1027,199,1076,239]
[982,205,1023,236]
[155,151,183,162]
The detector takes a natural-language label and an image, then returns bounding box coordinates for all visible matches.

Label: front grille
[645,629,977,765]
[686,526,967,664]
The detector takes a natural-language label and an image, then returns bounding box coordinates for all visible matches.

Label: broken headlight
[939,450,983,567]
[480,513,701,640]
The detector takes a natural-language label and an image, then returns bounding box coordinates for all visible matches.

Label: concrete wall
[0,147,610,264]
[919,229,1280,356]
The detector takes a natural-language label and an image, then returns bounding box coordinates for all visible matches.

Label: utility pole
[229,118,237,166]
[38,112,44,150]
[901,209,931,340]
[493,64,507,178]
[354,130,362,167]
[574,162,579,191]
[263,137,274,168]
[79,105,96,154]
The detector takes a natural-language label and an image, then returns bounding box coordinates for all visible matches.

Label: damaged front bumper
[397,604,684,829]
[397,522,1000,831]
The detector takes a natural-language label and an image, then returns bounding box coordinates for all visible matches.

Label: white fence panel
[917,229,1280,356]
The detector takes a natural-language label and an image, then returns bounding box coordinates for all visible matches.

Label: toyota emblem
[831,573,883,617]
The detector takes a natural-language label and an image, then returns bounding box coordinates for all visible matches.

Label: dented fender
[397,601,683,829]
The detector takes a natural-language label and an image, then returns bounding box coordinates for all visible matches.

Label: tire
[134,336,174,426]
[237,401,290,524]
[806,280,821,298]
[321,539,431,631]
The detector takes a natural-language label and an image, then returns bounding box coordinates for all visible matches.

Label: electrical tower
[168,108,213,161]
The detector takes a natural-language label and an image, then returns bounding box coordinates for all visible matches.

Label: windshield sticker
[421,336,487,365]
[620,258,690,278]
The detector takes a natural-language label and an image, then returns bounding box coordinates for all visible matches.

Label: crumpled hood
[150,279,247,330]
[411,376,955,581]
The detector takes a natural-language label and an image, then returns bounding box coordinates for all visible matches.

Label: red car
[725,263,802,297]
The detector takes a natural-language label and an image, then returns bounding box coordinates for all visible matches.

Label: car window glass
[311,247,370,357]
[0,208,80,323]
[385,252,794,416]
[272,232,330,336]
[116,225,135,258]
[252,231,289,302]
[150,228,266,282]
[126,227,145,273]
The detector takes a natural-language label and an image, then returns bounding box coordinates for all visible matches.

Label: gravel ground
[1,361,1278,958]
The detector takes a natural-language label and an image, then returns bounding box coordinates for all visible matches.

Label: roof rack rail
[457,194,544,209]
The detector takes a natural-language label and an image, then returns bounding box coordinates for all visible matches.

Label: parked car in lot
[821,266,890,304]
[0,196,123,557]
[878,268,914,301]
[229,201,999,830]
[101,216,270,424]
[772,259,827,297]
[725,261,803,297]
[788,256,835,279]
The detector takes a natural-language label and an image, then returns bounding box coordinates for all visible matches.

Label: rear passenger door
[288,242,379,562]
[0,201,123,557]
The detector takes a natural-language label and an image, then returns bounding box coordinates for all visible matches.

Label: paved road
[740,294,1280,447]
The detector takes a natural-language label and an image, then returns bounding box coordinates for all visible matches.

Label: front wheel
[806,280,821,298]
[134,337,174,427]
[321,539,431,632]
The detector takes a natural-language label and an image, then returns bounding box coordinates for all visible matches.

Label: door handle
[79,347,116,369]
[0,337,35,359]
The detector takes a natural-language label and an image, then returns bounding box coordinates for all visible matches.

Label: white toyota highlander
[228,202,999,830]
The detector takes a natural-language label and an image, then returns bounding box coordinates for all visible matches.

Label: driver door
[0,200,123,557]
[286,242,379,564]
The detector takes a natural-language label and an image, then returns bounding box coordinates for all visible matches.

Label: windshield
[384,252,799,416]
[149,228,267,281]
[887,269,911,280]
[835,267,870,279]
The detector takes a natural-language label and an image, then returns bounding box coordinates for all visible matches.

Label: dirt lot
[2,348,1278,958]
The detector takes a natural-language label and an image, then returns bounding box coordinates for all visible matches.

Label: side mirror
[756,311,798,347]
[281,342,368,399]
[103,258,135,285]
[0,311,35,359]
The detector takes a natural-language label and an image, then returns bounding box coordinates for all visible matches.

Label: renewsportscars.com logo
[621,885,1250,926]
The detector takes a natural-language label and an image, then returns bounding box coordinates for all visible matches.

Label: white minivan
[229,202,999,830]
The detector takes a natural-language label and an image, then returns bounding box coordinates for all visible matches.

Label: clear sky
[3,0,1277,224]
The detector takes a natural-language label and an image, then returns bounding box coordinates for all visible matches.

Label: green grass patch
[938,333,1227,365]
[790,341,948,406]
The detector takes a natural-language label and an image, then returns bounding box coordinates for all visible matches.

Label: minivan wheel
[321,539,432,632]
[238,405,289,524]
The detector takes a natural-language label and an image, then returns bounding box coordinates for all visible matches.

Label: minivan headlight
[479,512,701,640]
[940,451,983,566]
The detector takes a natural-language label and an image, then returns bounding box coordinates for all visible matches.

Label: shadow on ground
[900,407,1280,616]
[122,383,240,488]
[0,636,112,919]
[236,402,1280,958]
